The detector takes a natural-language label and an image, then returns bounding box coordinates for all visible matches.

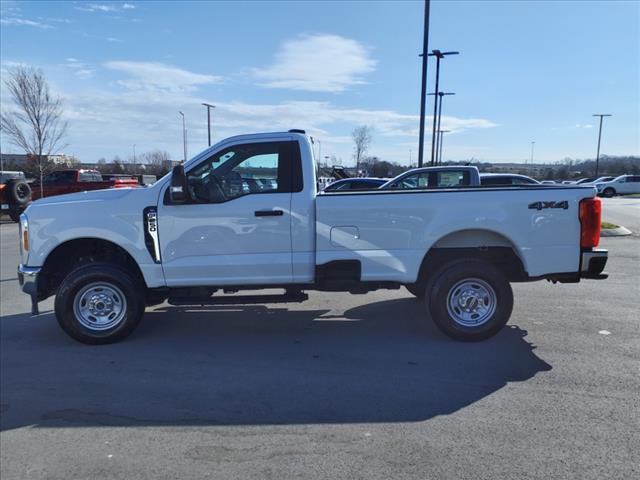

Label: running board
[168,291,308,306]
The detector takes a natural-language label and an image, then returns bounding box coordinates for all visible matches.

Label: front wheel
[427,260,513,341]
[55,263,145,344]
[602,187,616,198]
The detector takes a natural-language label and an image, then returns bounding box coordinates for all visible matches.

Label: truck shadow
[0,298,551,430]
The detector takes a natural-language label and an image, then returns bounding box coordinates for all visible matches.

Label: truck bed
[316,185,594,282]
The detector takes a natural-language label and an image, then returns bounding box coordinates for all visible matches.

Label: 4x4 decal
[528,200,569,210]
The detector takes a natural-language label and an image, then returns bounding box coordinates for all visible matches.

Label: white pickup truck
[18,130,608,344]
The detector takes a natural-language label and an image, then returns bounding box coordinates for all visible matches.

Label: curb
[601,226,632,237]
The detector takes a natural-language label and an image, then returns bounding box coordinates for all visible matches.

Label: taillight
[579,197,601,248]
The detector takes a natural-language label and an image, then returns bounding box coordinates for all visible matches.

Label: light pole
[133,144,136,163]
[179,111,187,162]
[437,130,451,164]
[592,114,612,177]
[417,0,431,168]
[202,103,215,147]
[530,141,535,165]
[428,50,459,165]
[429,91,455,163]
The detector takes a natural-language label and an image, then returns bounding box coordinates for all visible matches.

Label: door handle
[254,209,284,217]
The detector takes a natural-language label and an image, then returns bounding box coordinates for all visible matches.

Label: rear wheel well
[416,246,527,285]
[39,238,146,300]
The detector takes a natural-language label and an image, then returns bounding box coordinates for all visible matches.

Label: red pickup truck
[30,169,139,200]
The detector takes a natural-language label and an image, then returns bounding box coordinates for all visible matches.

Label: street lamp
[428,49,459,165]
[178,111,187,162]
[530,141,535,165]
[592,114,612,177]
[417,0,431,169]
[429,91,455,163]
[202,103,216,147]
[437,130,451,164]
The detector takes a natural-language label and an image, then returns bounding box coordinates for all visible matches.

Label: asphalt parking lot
[1,198,638,480]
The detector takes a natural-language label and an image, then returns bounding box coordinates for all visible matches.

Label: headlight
[19,214,29,253]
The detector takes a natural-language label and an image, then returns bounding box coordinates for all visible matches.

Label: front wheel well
[416,246,527,285]
[38,238,146,300]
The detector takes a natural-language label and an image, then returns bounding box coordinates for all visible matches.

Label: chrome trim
[143,206,161,263]
[18,265,41,277]
[18,264,41,295]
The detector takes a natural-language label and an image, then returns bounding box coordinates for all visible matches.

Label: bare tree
[1,66,68,196]
[139,150,171,175]
[352,125,372,172]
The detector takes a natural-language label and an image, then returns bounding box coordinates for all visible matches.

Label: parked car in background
[540,180,557,185]
[0,171,32,222]
[595,175,640,197]
[323,177,388,191]
[379,166,480,189]
[480,173,540,186]
[30,169,140,200]
[580,176,614,185]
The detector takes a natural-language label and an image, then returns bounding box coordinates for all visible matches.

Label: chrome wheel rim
[446,278,497,327]
[73,282,127,331]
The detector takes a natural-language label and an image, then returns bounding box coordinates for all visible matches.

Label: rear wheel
[426,260,513,341]
[602,187,616,198]
[55,263,145,344]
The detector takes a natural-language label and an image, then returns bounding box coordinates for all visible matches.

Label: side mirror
[170,165,190,203]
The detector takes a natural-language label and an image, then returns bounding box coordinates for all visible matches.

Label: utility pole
[438,130,451,164]
[592,114,611,177]
[530,141,535,165]
[179,111,187,162]
[428,50,459,165]
[417,0,431,168]
[429,91,455,164]
[202,103,215,147]
[409,149,412,167]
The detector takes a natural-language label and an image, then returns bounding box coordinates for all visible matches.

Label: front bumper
[580,248,608,279]
[18,265,41,314]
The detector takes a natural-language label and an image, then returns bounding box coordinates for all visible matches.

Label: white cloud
[76,3,136,13]
[63,58,95,79]
[575,123,594,129]
[106,37,123,43]
[254,34,376,92]
[0,17,53,29]
[104,61,222,92]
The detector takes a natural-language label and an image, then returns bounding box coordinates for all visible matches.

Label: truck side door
[157,140,301,287]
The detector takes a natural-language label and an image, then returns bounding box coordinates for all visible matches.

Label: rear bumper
[580,248,608,279]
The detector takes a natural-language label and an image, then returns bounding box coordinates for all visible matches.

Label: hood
[30,186,145,207]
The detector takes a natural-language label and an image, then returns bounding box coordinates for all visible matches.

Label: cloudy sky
[1,0,638,165]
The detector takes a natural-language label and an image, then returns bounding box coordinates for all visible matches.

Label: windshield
[0,172,26,183]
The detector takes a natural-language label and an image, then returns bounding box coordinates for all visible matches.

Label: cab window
[185,141,301,203]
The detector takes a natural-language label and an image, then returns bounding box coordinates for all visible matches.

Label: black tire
[6,180,32,207]
[54,263,145,344]
[602,187,615,198]
[405,283,426,298]
[426,259,513,341]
